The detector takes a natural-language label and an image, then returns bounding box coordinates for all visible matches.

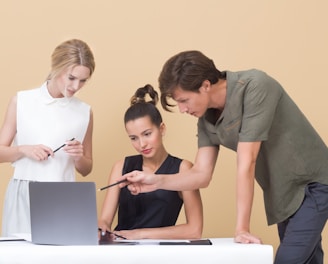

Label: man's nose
[178,103,188,113]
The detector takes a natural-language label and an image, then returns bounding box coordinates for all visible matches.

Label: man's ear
[200,80,211,92]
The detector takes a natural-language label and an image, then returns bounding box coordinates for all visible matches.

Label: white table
[0,238,273,264]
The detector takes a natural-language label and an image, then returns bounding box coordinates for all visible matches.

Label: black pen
[48,137,75,156]
[98,228,127,240]
[97,179,127,191]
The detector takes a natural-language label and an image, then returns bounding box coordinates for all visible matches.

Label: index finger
[118,174,130,188]
[121,171,139,181]
[65,137,77,146]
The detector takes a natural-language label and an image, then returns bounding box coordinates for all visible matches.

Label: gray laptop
[29,181,99,245]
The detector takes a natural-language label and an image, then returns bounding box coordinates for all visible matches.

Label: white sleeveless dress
[1,82,90,236]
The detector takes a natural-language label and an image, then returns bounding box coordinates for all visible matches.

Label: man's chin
[189,113,200,118]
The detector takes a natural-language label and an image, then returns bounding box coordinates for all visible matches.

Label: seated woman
[98,84,203,240]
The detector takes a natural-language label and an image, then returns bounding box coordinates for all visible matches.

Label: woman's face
[125,116,165,158]
[51,65,90,98]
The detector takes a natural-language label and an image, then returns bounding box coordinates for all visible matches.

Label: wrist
[235,230,250,238]
[16,145,25,159]
[156,174,164,190]
[235,226,250,236]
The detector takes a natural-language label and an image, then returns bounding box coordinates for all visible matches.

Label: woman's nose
[139,138,147,148]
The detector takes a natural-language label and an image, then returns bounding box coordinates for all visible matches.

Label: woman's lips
[141,149,151,155]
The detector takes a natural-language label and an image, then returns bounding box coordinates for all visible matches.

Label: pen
[98,228,127,240]
[97,179,127,191]
[48,137,75,156]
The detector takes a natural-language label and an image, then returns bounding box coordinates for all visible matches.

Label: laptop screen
[29,181,99,245]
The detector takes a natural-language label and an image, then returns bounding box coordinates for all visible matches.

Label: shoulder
[17,86,41,98]
[122,155,143,173]
[239,69,281,87]
[179,159,193,171]
[124,155,142,162]
[227,69,272,84]
[9,94,17,105]
[228,69,284,98]
[112,159,125,170]
[110,159,125,181]
[16,87,42,108]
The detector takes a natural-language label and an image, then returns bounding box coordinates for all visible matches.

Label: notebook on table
[29,181,99,245]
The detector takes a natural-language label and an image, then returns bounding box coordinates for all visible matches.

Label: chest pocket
[220,117,242,150]
[203,116,242,151]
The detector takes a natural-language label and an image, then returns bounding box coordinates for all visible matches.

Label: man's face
[172,86,210,118]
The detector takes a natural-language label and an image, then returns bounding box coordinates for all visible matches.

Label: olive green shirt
[197,69,328,225]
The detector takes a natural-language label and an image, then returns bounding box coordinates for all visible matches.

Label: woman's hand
[19,144,52,161]
[63,138,84,160]
[98,229,115,243]
[114,229,141,240]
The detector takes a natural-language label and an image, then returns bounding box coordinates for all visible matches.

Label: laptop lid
[29,181,98,245]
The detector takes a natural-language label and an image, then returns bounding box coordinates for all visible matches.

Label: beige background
[1,0,327,260]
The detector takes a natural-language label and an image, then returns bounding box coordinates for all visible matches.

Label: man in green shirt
[122,50,328,264]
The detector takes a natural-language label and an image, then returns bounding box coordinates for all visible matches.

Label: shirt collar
[40,81,72,105]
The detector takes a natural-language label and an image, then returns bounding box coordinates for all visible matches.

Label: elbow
[185,222,203,239]
[75,156,93,177]
[188,225,203,239]
[193,169,212,189]
[81,168,92,177]
[76,160,93,177]
[199,181,210,189]
[78,165,93,177]
[199,176,211,188]
[81,171,91,177]
[191,231,203,240]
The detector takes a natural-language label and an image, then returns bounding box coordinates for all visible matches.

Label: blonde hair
[47,39,95,80]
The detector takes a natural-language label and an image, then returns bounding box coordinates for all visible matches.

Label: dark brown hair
[158,50,226,111]
[124,84,163,127]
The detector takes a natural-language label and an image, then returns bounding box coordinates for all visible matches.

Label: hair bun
[130,84,158,106]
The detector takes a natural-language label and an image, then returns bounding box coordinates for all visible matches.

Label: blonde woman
[0,39,95,236]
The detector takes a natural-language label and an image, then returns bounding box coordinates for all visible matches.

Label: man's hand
[120,170,159,195]
[234,231,262,244]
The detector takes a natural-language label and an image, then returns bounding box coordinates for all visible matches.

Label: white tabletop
[0,237,273,264]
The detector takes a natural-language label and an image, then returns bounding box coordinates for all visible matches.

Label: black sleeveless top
[115,154,183,230]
